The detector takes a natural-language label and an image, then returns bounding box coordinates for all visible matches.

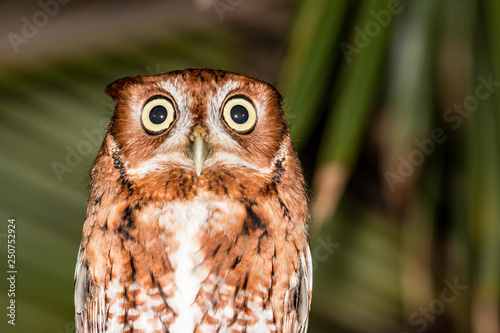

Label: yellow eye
[141,96,176,135]
[221,96,257,134]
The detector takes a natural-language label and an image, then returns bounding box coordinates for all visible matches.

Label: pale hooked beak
[190,127,211,176]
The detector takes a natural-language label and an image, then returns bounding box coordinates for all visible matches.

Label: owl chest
[140,197,281,332]
[153,199,215,332]
[102,193,285,332]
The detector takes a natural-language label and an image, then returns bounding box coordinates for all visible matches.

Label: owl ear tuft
[105,76,141,101]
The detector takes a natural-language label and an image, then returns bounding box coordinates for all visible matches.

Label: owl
[74,69,312,333]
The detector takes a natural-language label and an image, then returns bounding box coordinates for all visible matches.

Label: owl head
[102,69,294,186]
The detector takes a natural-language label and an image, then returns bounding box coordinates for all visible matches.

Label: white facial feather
[205,79,241,150]
[157,81,194,151]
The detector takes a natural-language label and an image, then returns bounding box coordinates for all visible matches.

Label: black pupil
[149,105,168,124]
[230,105,249,124]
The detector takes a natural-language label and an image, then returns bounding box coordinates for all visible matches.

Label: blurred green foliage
[0,0,499,332]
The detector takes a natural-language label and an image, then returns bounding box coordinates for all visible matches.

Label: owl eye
[141,96,176,135]
[222,96,257,134]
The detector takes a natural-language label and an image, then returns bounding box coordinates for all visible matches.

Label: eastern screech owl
[74,69,312,333]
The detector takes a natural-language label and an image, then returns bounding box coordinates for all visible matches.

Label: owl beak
[188,125,212,176]
[192,133,206,176]
[190,125,212,176]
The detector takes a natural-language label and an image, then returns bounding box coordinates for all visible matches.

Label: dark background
[1,0,499,332]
